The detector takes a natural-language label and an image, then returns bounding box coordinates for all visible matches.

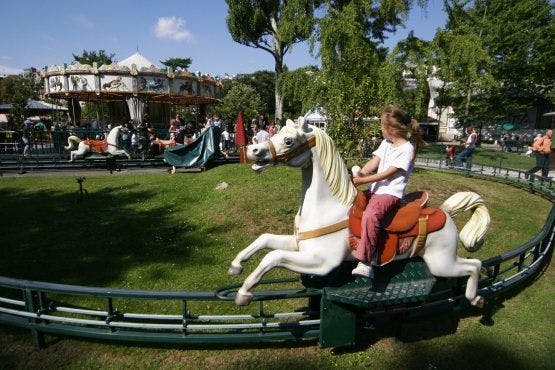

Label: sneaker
[352,262,374,278]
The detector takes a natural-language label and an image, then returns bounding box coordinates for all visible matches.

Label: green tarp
[164,126,221,168]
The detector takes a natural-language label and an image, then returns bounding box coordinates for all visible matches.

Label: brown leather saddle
[348,190,447,265]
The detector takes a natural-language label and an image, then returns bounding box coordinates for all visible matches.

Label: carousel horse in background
[65,125,131,162]
[150,137,176,153]
[228,117,490,307]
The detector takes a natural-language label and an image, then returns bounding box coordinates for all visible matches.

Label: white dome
[117,52,157,69]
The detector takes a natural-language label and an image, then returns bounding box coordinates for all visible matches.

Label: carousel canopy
[0,99,68,113]
[304,107,329,123]
[117,52,157,70]
[41,51,222,106]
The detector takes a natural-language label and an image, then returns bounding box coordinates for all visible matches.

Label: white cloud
[0,65,23,76]
[69,14,94,29]
[154,17,192,41]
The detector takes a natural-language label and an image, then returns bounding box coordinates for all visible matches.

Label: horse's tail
[440,191,490,252]
[64,135,81,150]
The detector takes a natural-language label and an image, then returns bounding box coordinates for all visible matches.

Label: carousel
[40,52,222,127]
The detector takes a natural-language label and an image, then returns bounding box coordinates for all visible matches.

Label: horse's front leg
[111,149,131,159]
[235,249,331,306]
[229,234,297,276]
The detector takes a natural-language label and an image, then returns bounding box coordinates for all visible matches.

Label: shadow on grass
[0,183,218,287]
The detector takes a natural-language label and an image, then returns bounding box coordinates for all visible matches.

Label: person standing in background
[526,129,552,179]
[454,126,477,169]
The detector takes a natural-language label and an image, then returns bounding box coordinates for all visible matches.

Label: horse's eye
[284,137,293,146]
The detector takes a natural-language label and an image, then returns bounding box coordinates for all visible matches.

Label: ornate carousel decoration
[40,52,222,125]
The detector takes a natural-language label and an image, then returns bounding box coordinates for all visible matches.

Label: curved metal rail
[0,168,553,348]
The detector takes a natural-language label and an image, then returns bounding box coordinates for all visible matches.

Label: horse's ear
[286,119,295,127]
[298,116,310,133]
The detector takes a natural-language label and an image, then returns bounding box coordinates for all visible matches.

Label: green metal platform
[325,258,436,308]
[319,258,437,348]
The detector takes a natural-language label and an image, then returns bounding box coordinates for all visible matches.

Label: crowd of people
[247,114,279,144]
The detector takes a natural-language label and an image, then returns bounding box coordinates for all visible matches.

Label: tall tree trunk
[271,16,284,121]
[464,4,488,124]
[275,58,284,121]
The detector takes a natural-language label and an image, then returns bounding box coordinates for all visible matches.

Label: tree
[442,0,554,123]
[232,70,276,117]
[278,65,321,118]
[310,0,425,153]
[0,74,42,126]
[160,57,192,71]
[226,0,319,120]
[221,83,265,124]
[72,49,115,66]
[430,28,494,125]
[388,32,432,119]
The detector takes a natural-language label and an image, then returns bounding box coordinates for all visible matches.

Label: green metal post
[24,289,45,349]
[319,295,356,348]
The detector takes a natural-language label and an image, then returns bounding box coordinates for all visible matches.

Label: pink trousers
[353,193,400,262]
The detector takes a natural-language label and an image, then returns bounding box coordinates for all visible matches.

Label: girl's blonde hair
[380,105,424,161]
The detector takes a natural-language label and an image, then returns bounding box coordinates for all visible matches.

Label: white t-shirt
[465,132,477,148]
[222,130,230,141]
[370,140,414,199]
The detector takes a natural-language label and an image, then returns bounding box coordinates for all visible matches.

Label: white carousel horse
[228,118,490,307]
[65,125,131,162]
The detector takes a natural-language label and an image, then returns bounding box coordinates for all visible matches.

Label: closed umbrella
[234,111,247,146]
[234,112,249,163]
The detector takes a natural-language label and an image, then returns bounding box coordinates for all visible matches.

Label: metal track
[0,168,553,348]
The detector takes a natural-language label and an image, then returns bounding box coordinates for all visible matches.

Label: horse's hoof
[234,292,252,306]
[228,265,243,276]
[471,296,485,308]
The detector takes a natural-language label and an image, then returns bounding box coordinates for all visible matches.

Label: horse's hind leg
[229,234,297,276]
[423,252,483,307]
[71,147,88,162]
[235,249,333,306]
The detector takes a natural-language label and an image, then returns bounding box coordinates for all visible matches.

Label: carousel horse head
[247,117,316,172]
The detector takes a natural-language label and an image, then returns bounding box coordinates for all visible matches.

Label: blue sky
[0,1,447,77]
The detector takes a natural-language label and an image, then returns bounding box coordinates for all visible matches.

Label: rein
[295,219,349,242]
[266,134,348,242]
[266,136,316,164]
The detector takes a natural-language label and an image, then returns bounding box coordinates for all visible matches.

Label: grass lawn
[0,164,553,369]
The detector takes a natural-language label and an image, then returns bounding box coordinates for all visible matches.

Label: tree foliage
[441,0,554,123]
[387,32,432,119]
[230,70,276,116]
[226,0,319,119]
[221,82,265,124]
[278,65,320,118]
[72,49,115,66]
[0,74,42,126]
[160,57,192,71]
[430,28,494,124]
[308,0,426,154]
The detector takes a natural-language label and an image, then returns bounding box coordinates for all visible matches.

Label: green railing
[0,128,170,158]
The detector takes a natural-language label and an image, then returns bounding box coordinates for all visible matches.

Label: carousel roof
[117,52,157,70]
[0,99,68,112]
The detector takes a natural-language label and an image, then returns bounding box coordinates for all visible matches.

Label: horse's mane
[311,126,357,206]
